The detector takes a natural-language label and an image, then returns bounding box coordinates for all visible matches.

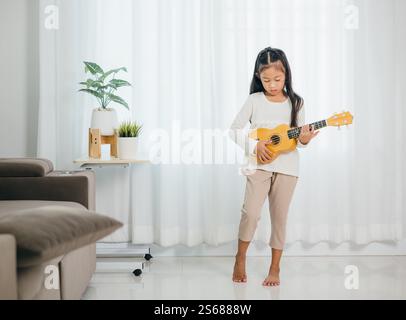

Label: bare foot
[262,266,280,286]
[232,255,247,283]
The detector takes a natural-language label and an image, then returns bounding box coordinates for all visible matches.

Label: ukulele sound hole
[270,135,281,145]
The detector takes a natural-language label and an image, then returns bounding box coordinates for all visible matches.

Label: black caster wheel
[144,253,153,261]
[132,269,142,276]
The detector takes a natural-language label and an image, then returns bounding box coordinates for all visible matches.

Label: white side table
[74,157,151,276]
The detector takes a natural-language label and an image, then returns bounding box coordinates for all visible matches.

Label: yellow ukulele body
[249,124,297,164]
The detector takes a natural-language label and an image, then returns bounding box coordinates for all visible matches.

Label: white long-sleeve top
[228,91,308,177]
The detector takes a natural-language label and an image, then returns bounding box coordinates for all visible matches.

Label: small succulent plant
[118,121,142,138]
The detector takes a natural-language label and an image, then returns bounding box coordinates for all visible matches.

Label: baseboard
[97,240,406,257]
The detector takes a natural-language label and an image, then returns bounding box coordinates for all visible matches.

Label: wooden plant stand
[88,128,118,159]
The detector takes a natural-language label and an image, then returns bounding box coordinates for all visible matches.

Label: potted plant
[79,61,131,135]
[117,121,142,159]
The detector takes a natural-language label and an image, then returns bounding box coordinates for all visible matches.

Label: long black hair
[250,47,303,127]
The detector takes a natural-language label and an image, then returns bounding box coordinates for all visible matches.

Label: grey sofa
[0,158,105,300]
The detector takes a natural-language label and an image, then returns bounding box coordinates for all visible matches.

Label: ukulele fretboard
[287,120,327,139]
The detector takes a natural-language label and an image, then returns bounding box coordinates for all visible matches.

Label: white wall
[0,0,39,157]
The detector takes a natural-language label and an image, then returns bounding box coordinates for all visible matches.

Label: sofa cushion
[0,202,122,267]
[0,158,54,177]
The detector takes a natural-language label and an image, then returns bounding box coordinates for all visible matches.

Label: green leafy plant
[118,121,142,138]
[78,61,131,110]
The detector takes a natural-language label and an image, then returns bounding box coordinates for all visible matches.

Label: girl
[229,47,319,286]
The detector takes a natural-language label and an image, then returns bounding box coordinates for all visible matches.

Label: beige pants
[238,169,298,250]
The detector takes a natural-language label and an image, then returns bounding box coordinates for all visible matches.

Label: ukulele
[249,111,354,165]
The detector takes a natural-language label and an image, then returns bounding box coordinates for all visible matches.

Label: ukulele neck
[287,120,327,139]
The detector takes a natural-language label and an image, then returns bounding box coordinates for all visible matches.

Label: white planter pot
[118,137,138,159]
[90,108,118,136]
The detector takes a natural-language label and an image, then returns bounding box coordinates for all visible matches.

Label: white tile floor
[82,256,406,300]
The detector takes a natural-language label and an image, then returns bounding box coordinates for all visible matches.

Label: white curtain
[38,0,406,247]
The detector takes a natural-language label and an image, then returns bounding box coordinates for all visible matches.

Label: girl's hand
[298,124,319,145]
[255,140,274,163]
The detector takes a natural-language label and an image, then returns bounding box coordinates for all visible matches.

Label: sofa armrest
[0,171,95,210]
[0,234,18,299]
